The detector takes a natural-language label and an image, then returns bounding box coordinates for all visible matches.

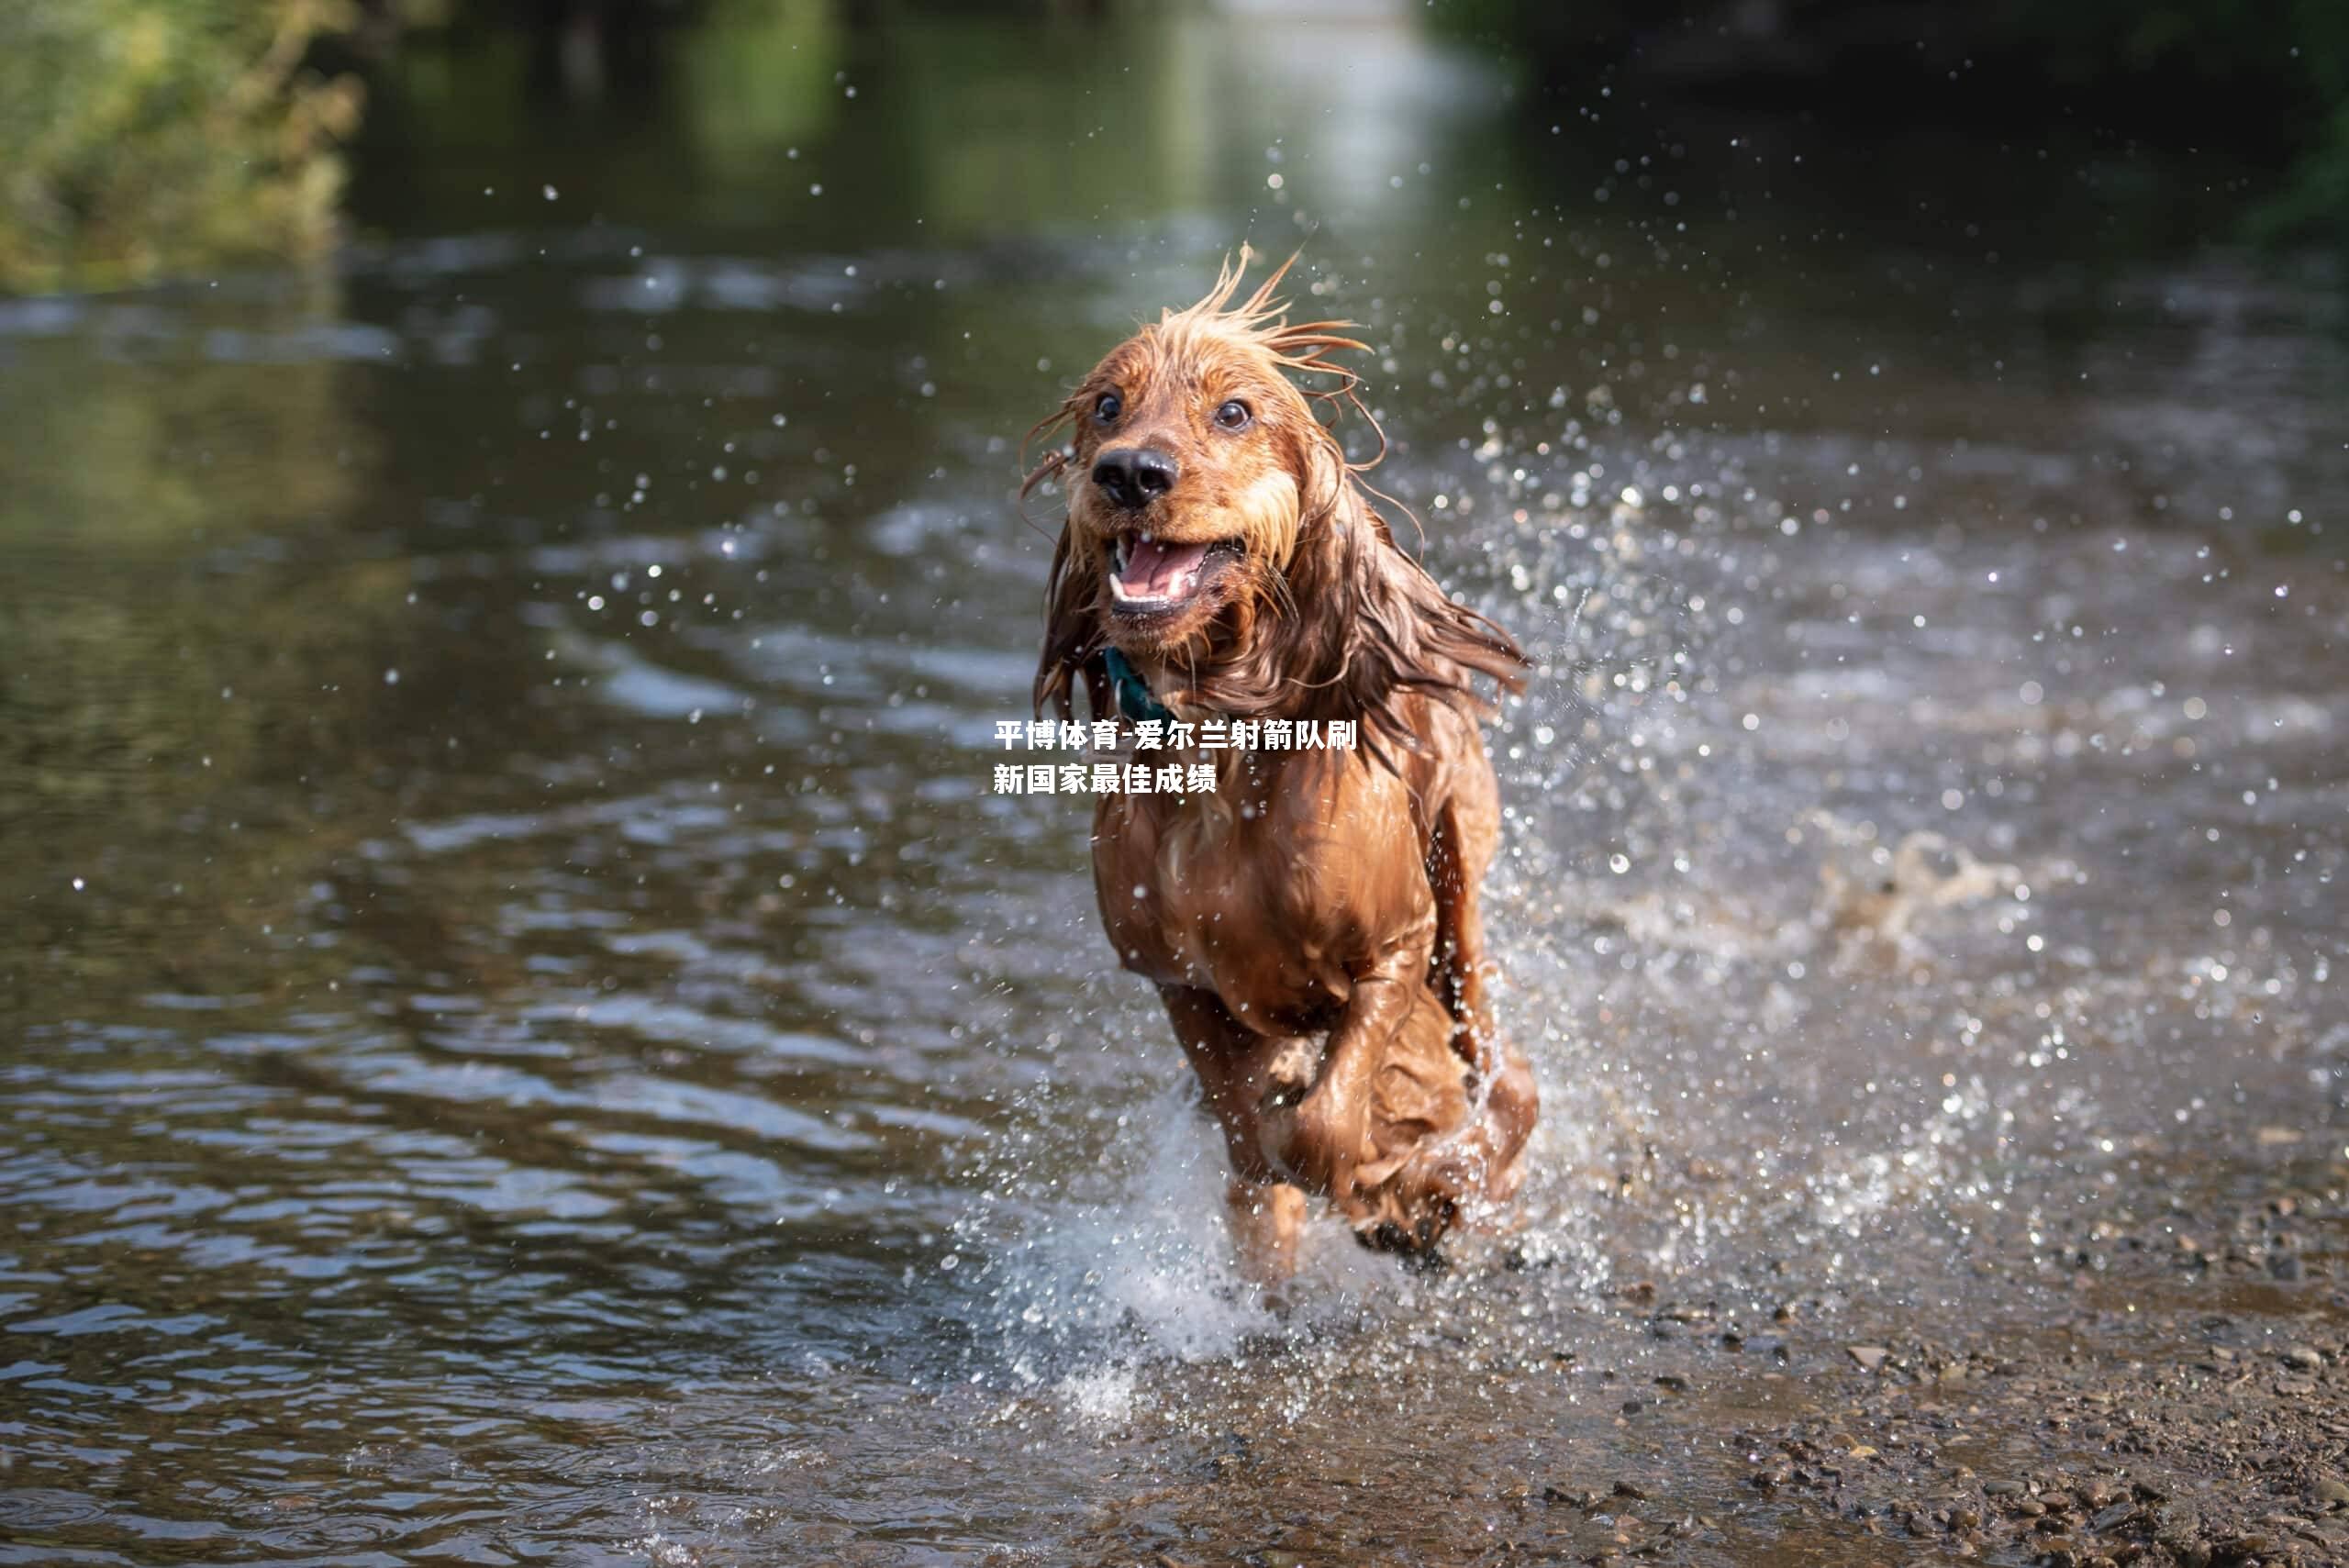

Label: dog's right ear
[1022,401,1098,721]
[1019,393,1081,506]
[1019,447,1068,501]
[1033,520,1102,722]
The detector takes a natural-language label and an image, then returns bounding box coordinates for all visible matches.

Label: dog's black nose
[1091,447,1179,510]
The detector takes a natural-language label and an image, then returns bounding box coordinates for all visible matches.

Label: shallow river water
[4,8,2346,1566]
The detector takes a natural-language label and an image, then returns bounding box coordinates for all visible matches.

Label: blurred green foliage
[5,0,2344,293]
[0,0,364,291]
[2022,0,2349,242]
[1442,0,2349,245]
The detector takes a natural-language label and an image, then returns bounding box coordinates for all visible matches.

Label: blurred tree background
[0,0,2343,293]
[1440,0,2349,243]
[0,0,366,290]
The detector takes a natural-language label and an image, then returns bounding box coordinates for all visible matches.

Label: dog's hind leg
[1427,790,1501,1070]
[1421,784,1539,1224]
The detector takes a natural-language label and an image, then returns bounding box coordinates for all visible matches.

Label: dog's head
[1028,253,1525,745]
[1026,251,1362,662]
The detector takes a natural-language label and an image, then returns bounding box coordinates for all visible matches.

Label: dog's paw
[1354,1218,1453,1267]
[1360,1138,1488,1252]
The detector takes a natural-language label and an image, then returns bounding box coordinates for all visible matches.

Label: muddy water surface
[3,9,2346,1565]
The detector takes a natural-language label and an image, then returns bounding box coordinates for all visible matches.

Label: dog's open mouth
[1108,534,1240,613]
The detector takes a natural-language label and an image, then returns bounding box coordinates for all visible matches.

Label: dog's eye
[1094,392,1122,423]
[1213,399,1252,430]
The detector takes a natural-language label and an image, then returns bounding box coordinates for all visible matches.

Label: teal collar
[1100,646,1173,726]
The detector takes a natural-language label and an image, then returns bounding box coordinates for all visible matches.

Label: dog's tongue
[1120,537,1212,598]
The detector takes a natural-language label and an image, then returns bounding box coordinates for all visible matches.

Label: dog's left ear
[1285,433,1528,765]
[1293,426,1355,541]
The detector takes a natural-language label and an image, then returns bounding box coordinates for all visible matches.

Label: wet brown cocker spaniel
[1027,256,1538,1269]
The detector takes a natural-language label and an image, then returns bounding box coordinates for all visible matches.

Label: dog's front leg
[1281,954,1421,1218]
[1223,1177,1308,1286]
[1158,984,1312,1282]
